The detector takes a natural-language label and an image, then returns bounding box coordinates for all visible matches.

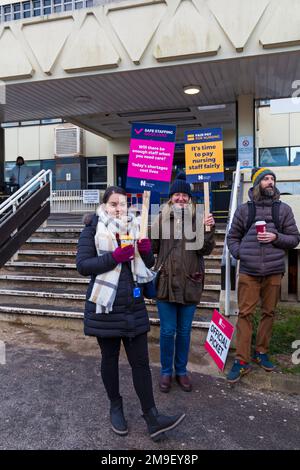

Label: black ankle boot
[142,407,185,441]
[110,397,128,436]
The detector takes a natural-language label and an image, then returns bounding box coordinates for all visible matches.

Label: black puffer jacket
[227,188,300,276]
[76,214,155,338]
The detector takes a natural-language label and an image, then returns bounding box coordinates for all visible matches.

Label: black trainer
[142,407,185,441]
[110,397,128,436]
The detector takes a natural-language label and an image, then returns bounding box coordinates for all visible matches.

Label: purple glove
[137,238,151,255]
[112,245,134,263]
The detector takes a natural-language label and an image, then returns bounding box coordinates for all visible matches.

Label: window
[3,5,12,22]
[43,0,52,15]
[259,147,289,167]
[1,122,20,128]
[23,1,32,18]
[86,0,93,7]
[64,0,72,11]
[290,147,300,166]
[53,0,62,12]
[87,157,107,190]
[41,118,63,125]
[13,3,21,20]
[33,0,41,16]
[20,120,41,126]
[75,0,84,9]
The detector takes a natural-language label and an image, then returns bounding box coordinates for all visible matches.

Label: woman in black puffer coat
[76,186,185,441]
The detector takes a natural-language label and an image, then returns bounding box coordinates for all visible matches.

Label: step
[5,261,77,269]
[0,288,220,307]
[0,274,89,284]
[4,261,221,273]
[0,289,86,309]
[28,230,81,240]
[2,262,81,278]
[0,305,210,329]
[26,238,78,244]
[146,303,215,322]
[2,261,221,280]
[24,239,78,251]
[36,227,82,233]
[0,274,219,301]
[0,305,83,319]
[18,250,77,256]
[17,250,77,263]
[203,255,222,269]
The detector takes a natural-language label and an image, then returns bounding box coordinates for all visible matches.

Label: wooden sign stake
[139,190,151,239]
[204,182,211,232]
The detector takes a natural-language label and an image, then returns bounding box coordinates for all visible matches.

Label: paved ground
[0,322,299,450]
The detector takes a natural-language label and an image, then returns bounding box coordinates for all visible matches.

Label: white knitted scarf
[89,205,155,313]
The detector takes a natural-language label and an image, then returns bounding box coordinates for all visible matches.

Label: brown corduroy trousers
[236,273,282,363]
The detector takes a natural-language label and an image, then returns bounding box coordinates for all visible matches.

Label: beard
[262,186,275,197]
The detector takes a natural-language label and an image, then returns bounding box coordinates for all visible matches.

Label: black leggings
[97,333,155,413]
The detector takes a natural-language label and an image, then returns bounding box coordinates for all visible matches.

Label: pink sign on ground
[205,309,235,371]
[127,139,175,182]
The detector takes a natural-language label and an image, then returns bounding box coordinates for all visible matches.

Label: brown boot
[159,375,172,393]
[176,374,192,392]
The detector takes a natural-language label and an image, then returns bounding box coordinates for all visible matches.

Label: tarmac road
[0,322,299,451]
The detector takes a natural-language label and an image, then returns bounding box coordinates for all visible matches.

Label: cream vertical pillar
[106,142,116,187]
[106,138,130,187]
[237,95,255,168]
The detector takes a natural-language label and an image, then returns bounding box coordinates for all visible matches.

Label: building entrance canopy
[1,0,300,137]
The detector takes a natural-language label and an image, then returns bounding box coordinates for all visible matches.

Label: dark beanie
[251,167,276,187]
[169,172,192,197]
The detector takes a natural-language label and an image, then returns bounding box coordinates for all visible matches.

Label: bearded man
[226,167,300,383]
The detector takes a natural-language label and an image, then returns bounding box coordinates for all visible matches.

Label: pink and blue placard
[126,122,176,193]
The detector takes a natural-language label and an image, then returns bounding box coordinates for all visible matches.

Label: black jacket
[76,214,155,338]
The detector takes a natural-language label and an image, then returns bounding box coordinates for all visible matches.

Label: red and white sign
[205,310,235,371]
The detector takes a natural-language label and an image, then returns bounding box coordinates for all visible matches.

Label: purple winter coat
[227,188,300,276]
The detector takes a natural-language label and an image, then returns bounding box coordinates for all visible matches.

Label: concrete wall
[257,106,300,148]
[2,0,300,83]
[4,125,108,162]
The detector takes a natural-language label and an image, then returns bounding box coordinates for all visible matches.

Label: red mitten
[137,238,151,255]
[112,245,134,263]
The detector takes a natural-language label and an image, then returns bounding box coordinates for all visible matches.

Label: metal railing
[0,170,52,267]
[0,169,52,218]
[221,161,241,316]
[51,189,104,213]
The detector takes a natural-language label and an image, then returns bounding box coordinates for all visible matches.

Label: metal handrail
[0,170,52,216]
[224,161,241,316]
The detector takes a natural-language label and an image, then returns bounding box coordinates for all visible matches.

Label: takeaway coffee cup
[255,221,267,234]
[120,234,134,248]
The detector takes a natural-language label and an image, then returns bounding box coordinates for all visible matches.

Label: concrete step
[16,250,222,268]
[0,304,211,329]
[24,239,78,251]
[0,274,219,299]
[2,261,221,282]
[0,304,84,320]
[146,302,216,322]
[29,229,81,240]
[0,286,220,308]
[17,250,77,263]
[2,262,81,278]
[203,255,222,269]
[0,289,86,309]
[36,227,82,233]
